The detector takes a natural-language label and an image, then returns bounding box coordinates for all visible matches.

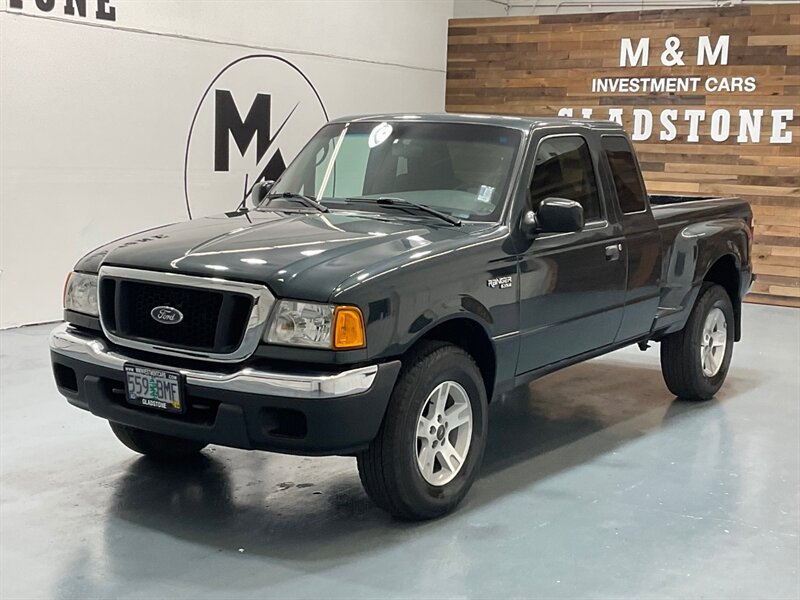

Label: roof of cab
[328,112,624,132]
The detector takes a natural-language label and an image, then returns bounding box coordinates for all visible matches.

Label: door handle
[605,243,622,261]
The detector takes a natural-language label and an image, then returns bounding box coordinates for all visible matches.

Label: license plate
[124,364,184,413]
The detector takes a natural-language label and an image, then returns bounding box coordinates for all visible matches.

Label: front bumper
[49,324,401,455]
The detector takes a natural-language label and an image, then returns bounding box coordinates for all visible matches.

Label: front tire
[357,342,488,520]
[110,422,208,461]
[660,283,735,400]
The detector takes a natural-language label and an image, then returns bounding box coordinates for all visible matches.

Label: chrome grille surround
[97,266,275,363]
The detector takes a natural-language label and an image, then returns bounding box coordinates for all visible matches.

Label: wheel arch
[703,253,742,341]
[405,316,497,401]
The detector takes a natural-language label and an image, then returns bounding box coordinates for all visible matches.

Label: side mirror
[250,180,275,206]
[521,197,584,237]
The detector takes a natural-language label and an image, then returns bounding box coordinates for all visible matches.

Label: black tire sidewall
[110,421,207,460]
[391,349,488,518]
[689,285,735,397]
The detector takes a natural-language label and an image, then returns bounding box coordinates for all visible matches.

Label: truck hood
[76,209,494,301]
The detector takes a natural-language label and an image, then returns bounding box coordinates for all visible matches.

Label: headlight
[264,300,365,350]
[63,272,99,316]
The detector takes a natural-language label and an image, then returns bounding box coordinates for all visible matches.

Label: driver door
[516,133,627,375]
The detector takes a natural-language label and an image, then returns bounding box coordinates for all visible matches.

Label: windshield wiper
[346,196,461,226]
[264,192,329,213]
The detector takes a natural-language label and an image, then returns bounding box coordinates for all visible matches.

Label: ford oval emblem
[150,306,184,325]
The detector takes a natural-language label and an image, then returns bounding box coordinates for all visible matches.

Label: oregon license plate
[124,364,184,413]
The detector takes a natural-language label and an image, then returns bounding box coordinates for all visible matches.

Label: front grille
[100,277,254,354]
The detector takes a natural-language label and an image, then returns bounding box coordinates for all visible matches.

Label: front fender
[397,298,494,351]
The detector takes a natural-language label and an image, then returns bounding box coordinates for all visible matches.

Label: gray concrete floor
[1,304,798,600]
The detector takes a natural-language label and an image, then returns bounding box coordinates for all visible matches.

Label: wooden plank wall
[447,4,800,307]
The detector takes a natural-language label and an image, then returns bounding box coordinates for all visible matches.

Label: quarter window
[530,136,602,222]
[601,135,648,214]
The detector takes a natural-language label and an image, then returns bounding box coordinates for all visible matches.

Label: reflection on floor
[1,304,798,599]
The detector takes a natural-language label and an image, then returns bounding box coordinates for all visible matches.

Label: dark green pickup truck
[50,113,753,519]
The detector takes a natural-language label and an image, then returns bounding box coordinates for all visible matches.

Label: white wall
[453,0,508,18]
[0,0,454,328]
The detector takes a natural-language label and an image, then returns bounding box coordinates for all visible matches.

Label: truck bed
[650,194,719,205]
[650,195,752,227]
[648,194,753,337]
[650,194,752,273]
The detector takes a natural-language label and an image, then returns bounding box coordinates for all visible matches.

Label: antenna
[236,173,250,212]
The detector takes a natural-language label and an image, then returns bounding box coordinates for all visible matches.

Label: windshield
[269,121,523,222]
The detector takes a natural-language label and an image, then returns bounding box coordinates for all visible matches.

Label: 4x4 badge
[487,276,513,289]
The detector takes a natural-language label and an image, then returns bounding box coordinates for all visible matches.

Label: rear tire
[110,422,208,461]
[357,341,488,520]
[660,283,735,400]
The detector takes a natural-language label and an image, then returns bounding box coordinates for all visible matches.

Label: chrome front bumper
[49,323,377,399]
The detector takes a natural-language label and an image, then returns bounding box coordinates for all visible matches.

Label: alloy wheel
[415,380,473,486]
[700,307,727,377]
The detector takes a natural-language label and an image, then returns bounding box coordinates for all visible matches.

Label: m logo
[214,91,287,182]
[184,55,328,219]
[214,90,271,172]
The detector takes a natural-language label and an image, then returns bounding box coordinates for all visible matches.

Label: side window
[601,135,648,214]
[530,136,602,222]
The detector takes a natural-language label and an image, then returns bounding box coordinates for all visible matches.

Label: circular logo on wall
[183,54,328,218]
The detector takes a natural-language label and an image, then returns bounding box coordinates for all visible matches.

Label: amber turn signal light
[333,306,366,349]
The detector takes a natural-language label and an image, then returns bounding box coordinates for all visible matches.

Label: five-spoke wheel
[416,381,473,486]
[700,307,728,377]
[661,283,735,400]
[357,341,488,520]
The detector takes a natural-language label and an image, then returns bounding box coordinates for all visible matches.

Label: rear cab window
[601,135,648,214]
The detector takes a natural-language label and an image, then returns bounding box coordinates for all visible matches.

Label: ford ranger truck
[50,114,753,520]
